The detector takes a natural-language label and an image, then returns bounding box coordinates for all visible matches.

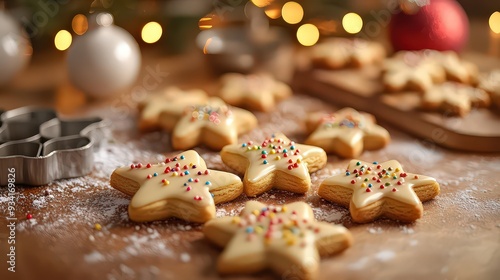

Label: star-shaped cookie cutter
[0,107,107,186]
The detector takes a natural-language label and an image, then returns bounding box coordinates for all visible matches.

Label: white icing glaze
[205,201,350,274]
[172,97,257,144]
[114,150,241,209]
[322,159,437,208]
[307,108,389,147]
[222,133,326,182]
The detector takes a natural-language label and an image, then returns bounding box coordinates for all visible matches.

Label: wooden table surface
[1,44,500,280]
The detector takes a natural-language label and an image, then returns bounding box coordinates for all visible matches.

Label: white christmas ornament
[67,13,141,98]
[0,11,32,86]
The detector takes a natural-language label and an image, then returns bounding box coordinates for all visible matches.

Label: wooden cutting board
[293,52,500,152]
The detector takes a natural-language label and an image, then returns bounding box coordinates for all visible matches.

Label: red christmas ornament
[389,0,469,52]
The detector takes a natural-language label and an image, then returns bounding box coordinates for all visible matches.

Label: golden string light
[342,13,363,34]
[297,24,319,47]
[490,11,500,34]
[282,1,303,24]
[141,22,163,44]
[54,30,72,51]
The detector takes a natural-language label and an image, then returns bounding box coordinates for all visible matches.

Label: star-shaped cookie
[478,70,500,109]
[319,160,440,223]
[203,201,352,279]
[383,51,446,92]
[159,97,257,150]
[311,38,386,69]
[110,150,243,223]
[217,73,292,112]
[220,133,327,197]
[421,82,490,116]
[428,51,478,85]
[138,87,208,132]
[305,108,390,158]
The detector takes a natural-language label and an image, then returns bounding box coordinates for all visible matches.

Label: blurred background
[0,0,499,112]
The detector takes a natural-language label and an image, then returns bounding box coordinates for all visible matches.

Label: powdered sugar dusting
[1,94,498,279]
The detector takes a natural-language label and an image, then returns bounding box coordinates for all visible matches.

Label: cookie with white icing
[110,150,243,223]
[159,97,258,151]
[138,87,208,132]
[305,108,390,158]
[217,73,292,112]
[319,160,440,223]
[220,133,327,197]
[203,201,353,279]
[383,51,446,93]
[311,38,386,69]
[421,82,490,116]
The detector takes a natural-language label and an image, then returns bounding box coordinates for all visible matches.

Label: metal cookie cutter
[0,107,107,186]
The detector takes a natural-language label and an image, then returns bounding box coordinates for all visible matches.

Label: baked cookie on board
[217,73,292,112]
[110,150,243,223]
[305,108,390,158]
[159,97,257,150]
[383,51,446,93]
[138,87,208,132]
[203,201,353,279]
[421,82,490,117]
[311,38,386,69]
[220,133,327,197]
[318,160,440,223]
[478,70,500,109]
[428,51,478,85]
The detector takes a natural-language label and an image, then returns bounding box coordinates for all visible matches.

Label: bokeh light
[141,22,163,44]
[490,11,500,34]
[199,16,214,30]
[72,14,88,35]
[251,0,273,8]
[54,30,72,51]
[297,24,319,47]
[264,5,281,19]
[342,12,363,34]
[282,2,303,24]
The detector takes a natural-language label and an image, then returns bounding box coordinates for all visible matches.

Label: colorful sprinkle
[94,223,101,230]
[205,181,211,185]
[180,155,185,160]
[146,163,152,168]
[263,160,268,164]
